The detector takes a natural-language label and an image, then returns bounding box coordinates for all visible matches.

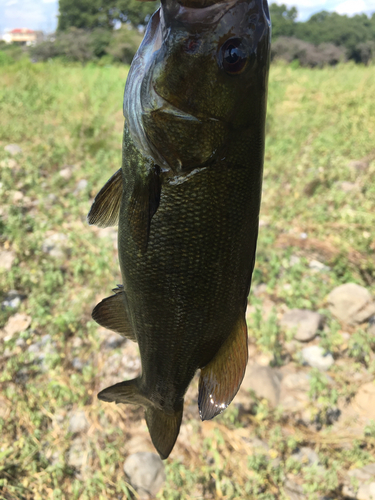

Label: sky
[0,0,374,34]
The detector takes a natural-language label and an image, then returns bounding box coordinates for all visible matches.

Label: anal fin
[198,314,248,421]
[87,169,122,227]
[98,378,149,406]
[92,285,136,342]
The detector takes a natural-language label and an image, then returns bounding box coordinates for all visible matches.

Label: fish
[88,0,271,459]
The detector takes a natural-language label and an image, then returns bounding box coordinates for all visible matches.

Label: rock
[4,144,22,155]
[343,484,375,500]
[239,363,281,408]
[102,333,126,350]
[99,341,141,388]
[124,452,165,499]
[353,384,375,419]
[283,479,306,500]
[27,334,57,368]
[42,233,68,259]
[291,447,320,467]
[67,437,88,469]
[279,371,310,412]
[281,309,323,342]
[301,346,334,371]
[12,190,24,202]
[68,410,89,434]
[0,250,16,271]
[309,259,330,272]
[339,181,360,193]
[0,158,17,169]
[289,255,301,266]
[347,463,375,482]
[1,290,23,309]
[1,313,32,341]
[74,179,88,194]
[126,435,154,455]
[72,358,84,371]
[59,166,73,180]
[327,283,375,325]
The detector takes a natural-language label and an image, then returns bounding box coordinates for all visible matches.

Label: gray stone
[368,318,375,337]
[74,179,88,194]
[67,438,87,469]
[1,290,23,309]
[309,260,330,272]
[102,333,126,350]
[124,452,165,499]
[283,479,306,500]
[68,410,89,434]
[240,363,281,408]
[281,309,323,342]
[42,233,68,259]
[301,346,334,371]
[347,463,375,482]
[72,358,84,371]
[4,144,22,155]
[327,283,375,325]
[291,447,320,467]
[0,250,16,271]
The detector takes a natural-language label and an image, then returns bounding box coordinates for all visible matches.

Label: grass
[0,58,375,499]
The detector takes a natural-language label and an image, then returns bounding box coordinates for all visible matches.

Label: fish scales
[88,0,271,459]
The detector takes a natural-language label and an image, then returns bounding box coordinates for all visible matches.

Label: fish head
[124,0,271,173]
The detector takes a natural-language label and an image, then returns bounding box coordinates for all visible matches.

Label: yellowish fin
[198,314,248,420]
[87,169,122,227]
[98,378,183,460]
[92,286,136,342]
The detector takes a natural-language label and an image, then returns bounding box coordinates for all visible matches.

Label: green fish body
[88,0,271,459]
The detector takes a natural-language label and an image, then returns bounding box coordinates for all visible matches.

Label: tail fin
[145,406,183,460]
[98,378,183,459]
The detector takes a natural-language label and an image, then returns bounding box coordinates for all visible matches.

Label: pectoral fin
[128,165,161,253]
[92,286,136,342]
[87,169,122,227]
[198,314,248,421]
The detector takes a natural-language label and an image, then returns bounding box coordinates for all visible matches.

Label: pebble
[239,363,281,408]
[339,181,360,193]
[27,334,56,368]
[309,259,330,272]
[342,483,375,500]
[1,313,32,341]
[1,290,23,309]
[123,452,165,499]
[301,346,334,371]
[327,283,375,325]
[59,166,73,180]
[281,309,323,342]
[0,250,16,271]
[353,383,375,419]
[4,144,22,155]
[283,479,306,500]
[67,437,88,469]
[291,447,320,467]
[102,333,126,350]
[42,233,68,259]
[0,158,17,169]
[68,410,89,434]
[74,179,88,194]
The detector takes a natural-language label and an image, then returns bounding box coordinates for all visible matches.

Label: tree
[57,0,157,31]
[270,3,298,38]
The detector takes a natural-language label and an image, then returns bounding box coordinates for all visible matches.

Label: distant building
[3,28,40,46]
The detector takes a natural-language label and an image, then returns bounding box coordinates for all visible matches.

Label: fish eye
[219,38,248,75]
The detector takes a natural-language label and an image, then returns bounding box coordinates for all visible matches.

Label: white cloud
[335,0,371,14]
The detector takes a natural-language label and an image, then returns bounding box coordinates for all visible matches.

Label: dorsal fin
[92,286,136,342]
[198,314,248,420]
[87,169,122,227]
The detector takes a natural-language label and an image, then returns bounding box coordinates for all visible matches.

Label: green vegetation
[0,59,375,498]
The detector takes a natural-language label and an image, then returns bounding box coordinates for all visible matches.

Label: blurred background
[0,1,375,499]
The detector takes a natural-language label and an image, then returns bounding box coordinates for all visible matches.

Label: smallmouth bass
[88,0,271,459]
